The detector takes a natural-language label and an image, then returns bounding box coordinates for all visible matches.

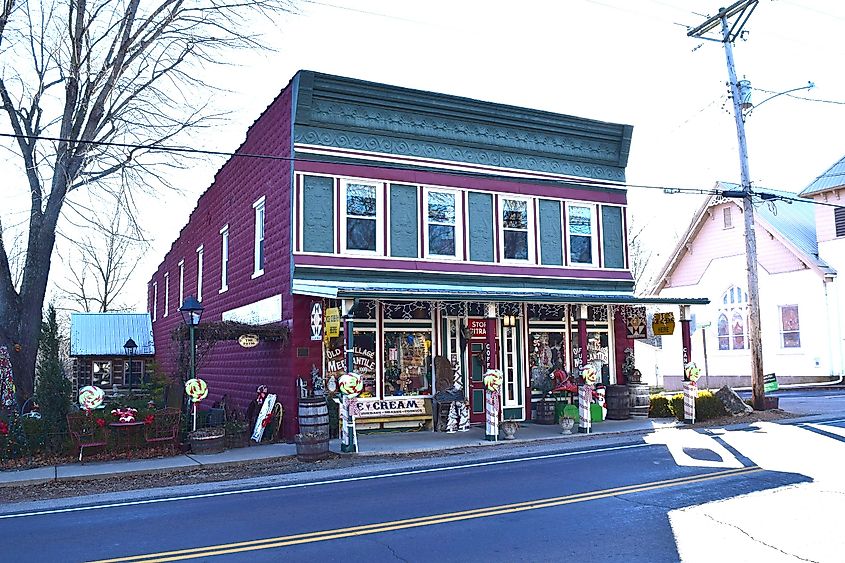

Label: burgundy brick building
[149,71,704,438]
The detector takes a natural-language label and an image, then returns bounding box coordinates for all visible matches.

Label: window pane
[347,218,377,251]
[92,361,111,387]
[352,331,378,397]
[383,330,432,397]
[569,206,592,236]
[428,192,455,224]
[502,200,527,229]
[504,230,528,260]
[258,239,264,270]
[428,224,455,256]
[731,311,745,349]
[783,332,801,348]
[781,306,799,331]
[570,235,592,264]
[347,184,377,217]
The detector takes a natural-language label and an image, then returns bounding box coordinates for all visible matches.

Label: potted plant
[224,408,250,449]
[500,419,519,440]
[188,426,225,454]
[559,415,575,434]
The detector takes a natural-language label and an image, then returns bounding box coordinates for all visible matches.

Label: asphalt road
[7,418,845,562]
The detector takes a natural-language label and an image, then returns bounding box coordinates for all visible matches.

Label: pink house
[646,180,842,390]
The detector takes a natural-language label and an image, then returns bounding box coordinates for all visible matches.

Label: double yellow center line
[91,465,761,562]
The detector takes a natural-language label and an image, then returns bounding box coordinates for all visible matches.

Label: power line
[1,131,841,208]
[754,87,845,106]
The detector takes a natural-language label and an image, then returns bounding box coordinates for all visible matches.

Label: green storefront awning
[292,280,708,306]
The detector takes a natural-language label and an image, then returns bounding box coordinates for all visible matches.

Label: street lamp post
[179,296,204,384]
[123,337,138,392]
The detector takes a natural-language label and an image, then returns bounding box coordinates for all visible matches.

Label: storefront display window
[528,331,566,371]
[383,330,432,396]
[352,330,378,397]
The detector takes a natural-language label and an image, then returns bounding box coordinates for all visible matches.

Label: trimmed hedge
[649,394,673,418]
[650,391,727,421]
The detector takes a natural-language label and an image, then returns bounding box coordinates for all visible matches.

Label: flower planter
[559,417,575,434]
[295,431,329,461]
[224,429,250,449]
[500,420,518,440]
[188,427,225,455]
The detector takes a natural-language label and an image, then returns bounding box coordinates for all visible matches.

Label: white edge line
[0,443,653,520]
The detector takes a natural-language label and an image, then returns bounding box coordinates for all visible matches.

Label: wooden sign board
[651,312,676,336]
[238,334,259,348]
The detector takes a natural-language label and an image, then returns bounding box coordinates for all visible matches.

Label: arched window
[717,285,747,350]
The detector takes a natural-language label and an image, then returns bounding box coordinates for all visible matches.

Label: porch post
[578,305,589,368]
[680,305,692,366]
[485,303,498,370]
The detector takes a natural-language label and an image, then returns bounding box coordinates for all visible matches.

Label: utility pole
[688,0,765,410]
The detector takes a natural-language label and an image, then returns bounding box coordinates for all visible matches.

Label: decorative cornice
[293,71,632,182]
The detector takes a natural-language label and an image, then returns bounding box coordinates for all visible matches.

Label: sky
[7,0,845,311]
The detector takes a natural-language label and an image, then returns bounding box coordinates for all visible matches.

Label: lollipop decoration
[684,362,701,383]
[483,369,503,392]
[338,372,363,397]
[580,365,598,386]
[185,377,209,431]
[78,385,105,411]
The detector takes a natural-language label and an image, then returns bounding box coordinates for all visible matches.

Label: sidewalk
[0,417,676,488]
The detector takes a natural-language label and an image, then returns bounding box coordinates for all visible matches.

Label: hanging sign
[651,312,676,336]
[468,319,487,338]
[238,334,259,348]
[626,307,647,339]
[310,302,323,341]
[325,307,341,338]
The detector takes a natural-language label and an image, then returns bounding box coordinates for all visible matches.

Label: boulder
[715,385,753,416]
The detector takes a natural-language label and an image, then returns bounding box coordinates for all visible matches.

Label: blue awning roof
[292,280,708,305]
[70,313,155,357]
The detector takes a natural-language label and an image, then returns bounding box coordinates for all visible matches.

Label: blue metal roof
[70,313,155,357]
[721,182,836,277]
[799,155,845,197]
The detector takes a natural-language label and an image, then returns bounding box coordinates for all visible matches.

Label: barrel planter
[606,385,631,420]
[628,383,650,418]
[298,396,329,436]
[188,427,225,455]
[534,399,556,424]
[295,431,330,461]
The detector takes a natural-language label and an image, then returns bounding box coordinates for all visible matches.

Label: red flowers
[95,418,106,428]
[144,414,155,425]
[0,421,8,436]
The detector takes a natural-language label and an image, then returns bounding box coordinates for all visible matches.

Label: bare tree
[628,214,654,295]
[0,0,294,401]
[58,205,143,312]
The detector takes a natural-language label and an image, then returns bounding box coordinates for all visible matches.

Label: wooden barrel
[295,431,329,461]
[628,384,650,418]
[298,396,329,436]
[534,400,556,424]
[606,385,630,420]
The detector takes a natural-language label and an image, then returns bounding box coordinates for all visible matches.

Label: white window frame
[252,197,265,278]
[340,179,384,255]
[423,187,463,260]
[566,202,599,267]
[779,304,801,349]
[220,224,230,293]
[498,195,535,264]
[151,282,157,322]
[178,259,185,309]
[196,245,204,302]
[163,272,170,317]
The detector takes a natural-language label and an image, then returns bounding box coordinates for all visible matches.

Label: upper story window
[500,197,533,262]
[220,224,229,292]
[779,305,801,348]
[151,282,157,322]
[425,188,462,258]
[342,180,383,254]
[567,203,598,266]
[163,272,170,317]
[178,259,185,308]
[723,206,733,229]
[717,285,747,350]
[196,245,204,302]
[835,206,845,238]
[253,197,265,278]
